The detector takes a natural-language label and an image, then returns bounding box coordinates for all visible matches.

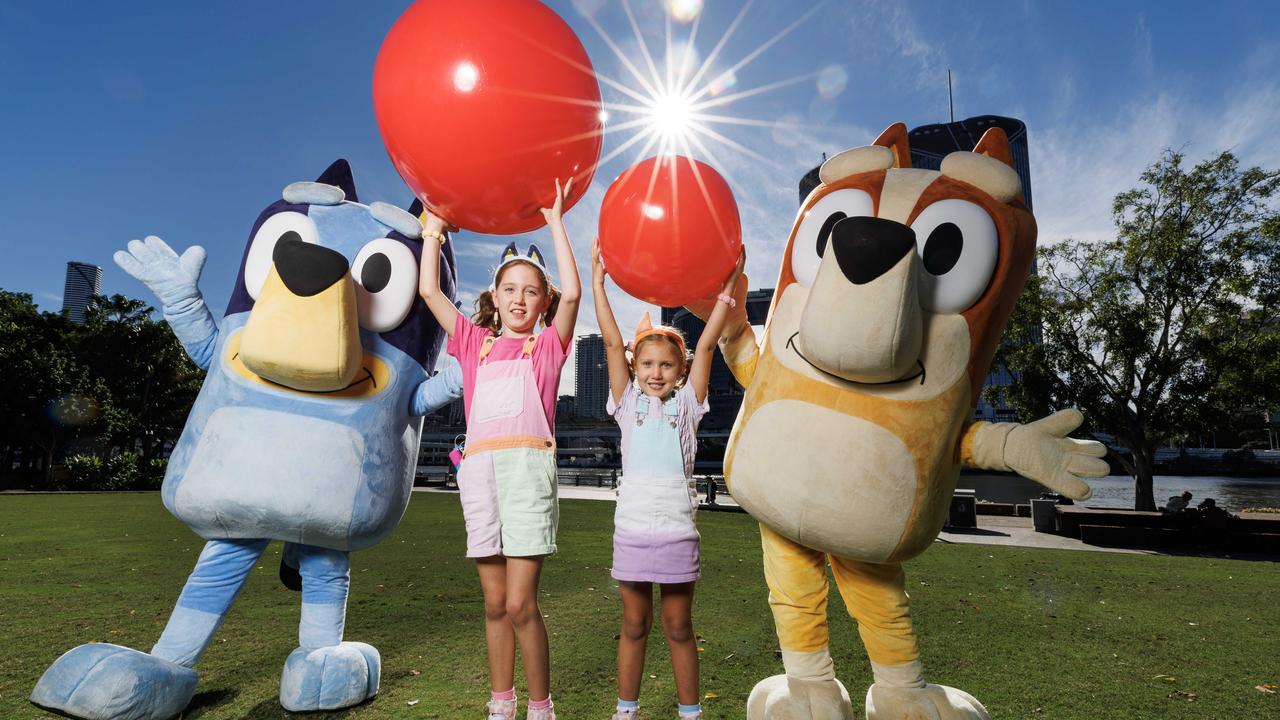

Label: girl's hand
[422,208,444,235]
[721,247,746,295]
[591,236,607,285]
[539,177,575,225]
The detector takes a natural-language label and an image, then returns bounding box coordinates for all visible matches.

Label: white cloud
[1133,13,1154,79]
[1032,81,1280,247]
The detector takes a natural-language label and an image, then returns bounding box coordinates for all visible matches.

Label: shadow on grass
[239,695,377,719]
[182,688,240,717]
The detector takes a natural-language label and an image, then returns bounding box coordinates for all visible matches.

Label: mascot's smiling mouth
[224,331,390,399]
[785,332,926,386]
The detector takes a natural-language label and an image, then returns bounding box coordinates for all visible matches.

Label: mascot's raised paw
[866,683,989,720]
[747,675,855,720]
[279,641,381,712]
[30,644,197,720]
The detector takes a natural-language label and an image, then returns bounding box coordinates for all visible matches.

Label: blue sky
[3,1,1278,393]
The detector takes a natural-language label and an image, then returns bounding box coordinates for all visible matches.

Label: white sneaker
[526,702,556,720]
[611,707,640,720]
[487,697,517,720]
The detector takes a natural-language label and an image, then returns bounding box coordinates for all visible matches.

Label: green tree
[0,291,99,484]
[77,294,204,463]
[0,291,203,488]
[998,150,1280,510]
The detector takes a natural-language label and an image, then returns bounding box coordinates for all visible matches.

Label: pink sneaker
[526,702,556,720]
[487,697,517,720]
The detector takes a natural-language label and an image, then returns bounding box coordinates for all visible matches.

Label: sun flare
[647,91,698,145]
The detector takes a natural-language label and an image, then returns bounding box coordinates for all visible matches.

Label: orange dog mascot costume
[699,123,1108,719]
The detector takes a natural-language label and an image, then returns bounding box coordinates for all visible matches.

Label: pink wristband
[717,293,736,308]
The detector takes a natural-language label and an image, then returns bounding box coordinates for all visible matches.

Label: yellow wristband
[424,230,446,245]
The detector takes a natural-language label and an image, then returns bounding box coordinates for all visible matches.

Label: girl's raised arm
[542,178,581,346]
[591,237,632,405]
[689,249,745,404]
[417,210,462,337]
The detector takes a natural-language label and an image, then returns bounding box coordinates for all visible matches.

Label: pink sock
[491,688,516,702]
[528,696,553,709]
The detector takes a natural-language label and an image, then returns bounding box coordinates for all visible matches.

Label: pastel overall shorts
[611,392,700,583]
[457,335,558,557]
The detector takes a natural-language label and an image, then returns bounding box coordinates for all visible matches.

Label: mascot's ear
[635,311,653,335]
[526,244,546,268]
[973,127,1014,169]
[315,159,358,203]
[872,122,912,169]
[408,198,424,219]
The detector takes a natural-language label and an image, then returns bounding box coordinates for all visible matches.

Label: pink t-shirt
[448,314,572,431]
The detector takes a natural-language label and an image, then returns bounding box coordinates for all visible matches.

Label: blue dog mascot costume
[32,161,461,719]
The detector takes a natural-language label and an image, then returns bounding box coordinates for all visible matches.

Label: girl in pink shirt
[417,180,580,720]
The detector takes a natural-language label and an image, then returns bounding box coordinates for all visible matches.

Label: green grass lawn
[1,493,1276,719]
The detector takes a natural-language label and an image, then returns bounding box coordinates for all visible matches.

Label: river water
[963,474,1280,512]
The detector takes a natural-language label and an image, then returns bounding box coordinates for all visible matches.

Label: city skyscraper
[907,115,1032,209]
[574,333,608,419]
[796,115,1035,422]
[62,261,102,324]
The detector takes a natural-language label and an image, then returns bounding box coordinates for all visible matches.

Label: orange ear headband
[630,312,687,359]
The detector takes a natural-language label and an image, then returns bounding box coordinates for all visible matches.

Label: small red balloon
[373,0,602,235]
[599,155,742,307]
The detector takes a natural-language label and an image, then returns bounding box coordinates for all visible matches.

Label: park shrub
[105,451,140,490]
[63,453,105,490]
[61,451,164,490]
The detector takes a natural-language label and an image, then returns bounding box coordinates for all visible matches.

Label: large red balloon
[373,0,602,235]
[599,155,742,307]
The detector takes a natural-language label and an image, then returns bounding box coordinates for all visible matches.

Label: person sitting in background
[1196,497,1234,522]
[1164,491,1193,513]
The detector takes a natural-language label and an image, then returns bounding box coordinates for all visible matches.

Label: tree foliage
[997,150,1280,510]
[0,291,203,488]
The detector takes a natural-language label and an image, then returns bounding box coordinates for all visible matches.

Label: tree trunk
[1132,445,1157,511]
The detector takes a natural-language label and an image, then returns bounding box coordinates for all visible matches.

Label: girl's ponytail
[542,286,561,329]
[472,290,501,334]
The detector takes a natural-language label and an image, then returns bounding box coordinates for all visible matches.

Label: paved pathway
[414,485,1149,555]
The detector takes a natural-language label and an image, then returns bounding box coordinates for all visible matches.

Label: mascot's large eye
[352,238,418,332]
[790,189,874,287]
[910,199,998,313]
[245,211,319,300]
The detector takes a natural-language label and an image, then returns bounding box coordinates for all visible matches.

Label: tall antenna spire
[947,69,954,123]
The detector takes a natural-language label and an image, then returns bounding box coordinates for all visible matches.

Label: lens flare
[770,114,805,148]
[665,0,703,23]
[816,64,848,99]
[48,394,99,427]
[666,40,701,82]
[707,69,737,97]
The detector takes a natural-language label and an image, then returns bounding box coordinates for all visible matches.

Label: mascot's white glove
[963,409,1107,499]
[114,235,218,366]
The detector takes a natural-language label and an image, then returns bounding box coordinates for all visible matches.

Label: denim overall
[611,389,700,583]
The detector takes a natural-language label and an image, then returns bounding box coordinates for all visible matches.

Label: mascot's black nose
[830,216,916,285]
[273,237,349,297]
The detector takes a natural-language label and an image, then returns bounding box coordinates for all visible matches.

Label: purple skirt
[611,475,701,584]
